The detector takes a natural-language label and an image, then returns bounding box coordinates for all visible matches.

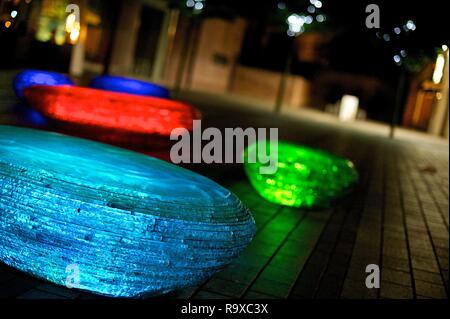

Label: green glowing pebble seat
[243,140,359,208]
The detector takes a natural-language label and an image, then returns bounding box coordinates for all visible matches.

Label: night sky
[171,0,448,77]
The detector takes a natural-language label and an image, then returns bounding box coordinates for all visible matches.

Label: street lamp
[274,14,304,113]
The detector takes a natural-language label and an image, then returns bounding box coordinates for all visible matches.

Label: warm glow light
[4,21,12,28]
[442,45,448,51]
[433,53,445,84]
[69,28,80,43]
[55,34,65,46]
[65,13,80,44]
[65,13,76,32]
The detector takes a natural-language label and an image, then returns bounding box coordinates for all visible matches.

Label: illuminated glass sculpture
[0,125,255,297]
[23,85,199,136]
[90,75,170,98]
[13,69,74,99]
[243,140,358,208]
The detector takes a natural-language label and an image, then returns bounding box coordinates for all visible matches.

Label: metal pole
[103,0,122,75]
[274,39,295,113]
[390,68,406,138]
[173,18,196,95]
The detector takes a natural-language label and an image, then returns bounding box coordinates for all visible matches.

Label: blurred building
[0,0,448,139]
[402,50,449,138]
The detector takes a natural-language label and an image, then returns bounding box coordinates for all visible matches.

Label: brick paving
[0,71,448,299]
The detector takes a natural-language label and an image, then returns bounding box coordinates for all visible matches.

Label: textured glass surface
[23,85,200,136]
[13,69,74,99]
[0,125,255,297]
[90,75,170,98]
[243,140,358,208]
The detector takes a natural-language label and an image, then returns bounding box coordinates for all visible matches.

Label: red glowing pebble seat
[23,85,199,136]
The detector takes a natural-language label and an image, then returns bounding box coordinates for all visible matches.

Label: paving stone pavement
[0,71,448,299]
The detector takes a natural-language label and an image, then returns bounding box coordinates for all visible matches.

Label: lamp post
[390,67,406,138]
[274,40,295,113]
[274,13,304,113]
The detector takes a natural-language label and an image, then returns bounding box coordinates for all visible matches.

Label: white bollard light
[339,95,359,122]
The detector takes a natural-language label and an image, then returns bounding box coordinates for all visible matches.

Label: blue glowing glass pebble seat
[0,125,255,298]
[13,69,74,99]
[90,75,170,98]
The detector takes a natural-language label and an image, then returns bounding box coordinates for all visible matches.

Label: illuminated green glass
[243,140,358,208]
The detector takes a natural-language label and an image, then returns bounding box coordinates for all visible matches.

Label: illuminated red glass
[23,85,200,136]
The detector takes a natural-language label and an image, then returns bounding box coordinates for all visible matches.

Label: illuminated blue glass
[90,75,170,98]
[13,70,74,99]
[0,125,255,298]
[14,104,49,126]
